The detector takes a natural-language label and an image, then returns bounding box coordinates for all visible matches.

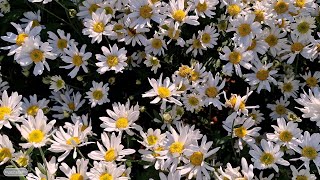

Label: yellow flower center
[291,42,304,52]
[66,137,81,146]
[57,39,68,50]
[282,83,293,92]
[192,39,202,49]
[238,24,251,37]
[92,90,104,100]
[147,135,158,145]
[234,126,247,138]
[151,39,162,49]
[274,0,289,14]
[178,65,192,78]
[275,105,287,115]
[100,173,113,180]
[169,142,184,154]
[188,96,199,106]
[229,96,245,110]
[205,87,218,98]
[115,117,129,129]
[296,175,308,180]
[158,87,171,98]
[140,5,153,18]
[107,55,119,67]
[306,77,317,87]
[30,49,44,63]
[16,157,28,167]
[229,51,242,64]
[150,0,159,3]
[113,24,124,35]
[152,146,164,157]
[227,4,241,16]
[104,6,113,15]
[254,10,265,22]
[265,34,278,47]
[16,33,28,46]
[28,129,45,143]
[93,22,105,33]
[27,105,39,116]
[172,10,186,22]
[72,55,83,67]
[196,2,207,12]
[297,21,310,34]
[0,148,11,161]
[150,57,159,66]
[249,113,257,120]
[247,39,257,51]
[104,149,117,162]
[301,146,318,160]
[295,0,305,8]
[256,69,269,81]
[201,33,211,44]
[190,151,203,166]
[260,152,275,165]
[0,106,12,120]
[68,102,76,111]
[168,28,180,40]
[127,28,137,37]
[80,125,88,132]
[279,130,293,142]
[70,173,83,180]
[89,4,99,14]
[56,79,65,88]
[32,20,40,28]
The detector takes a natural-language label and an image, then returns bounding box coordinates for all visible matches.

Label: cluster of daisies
[0,0,320,179]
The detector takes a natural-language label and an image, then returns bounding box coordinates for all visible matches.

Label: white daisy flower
[12,150,30,167]
[181,93,204,113]
[290,165,317,180]
[214,157,254,180]
[300,71,320,89]
[65,113,93,136]
[249,139,290,172]
[49,75,66,92]
[0,134,15,165]
[119,23,149,47]
[61,43,92,78]
[159,20,185,47]
[82,9,114,43]
[47,29,75,56]
[77,0,103,19]
[95,43,128,74]
[280,33,309,64]
[144,54,161,74]
[224,90,258,115]
[291,16,316,41]
[21,94,49,117]
[159,171,181,180]
[87,161,127,180]
[139,145,167,170]
[268,0,297,20]
[167,0,200,26]
[20,10,42,28]
[26,156,57,180]
[278,77,300,98]
[267,97,291,120]
[220,46,253,77]
[58,158,89,180]
[248,109,265,125]
[85,81,110,108]
[261,24,287,57]
[186,34,206,57]
[100,100,142,135]
[145,33,167,56]
[142,73,183,109]
[189,0,219,18]
[88,132,135,162]
[189,62,208,85]
[16,110,56,148]
[198,25,219,49]
[139,128,166,149]
[0,90,22,129]
[98,0,117,18]
[154,105,183,130]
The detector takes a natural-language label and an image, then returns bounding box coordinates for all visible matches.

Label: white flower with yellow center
[267,118,301,149]
[49,121,93,162]
[300,71,320,89]
[154,105,184,130]
[214,157,254,180]
[96,43,128,74]
[222,0,245,17]
[280,33,310,64]
[88,132,135,163]
[47,29,75,56]
[127,0,165,28]
[159,20,185,47]
[189,62,208,86]
[142,73,183,109]
[1,21,41,60]
[223,115,261,150]
[100,100,142,135]
[198,24,219,49]
[291,131,320,172]
[261,24,287,57]
[139,128,166,149]
[167,0,200,26]
[87,161,127,180]
[17,110,56,148]
[65,114,93,136]
[290,165,317,180]
[244,61,277,94]
[220,46,253,77]
[22,94,49,117]
[98,0,117,18]
[248,109,265,125]
[249,139,289,172]
[12,151,30,167]
[181,93,204,113]
[278,77,300,98]
[145,33,167,56]
[189,0,218,18]
[0,90,22,129]
[139,145,167,170]
[26,156,57,180]
[49,75,66,92]
[224,90,258,115]
[267,97,291,120]
[20,10,42,29]
[85,81,110,108]
[251,1,269,23]
[0,134,14,165]
[302,32,320,61]
[61,43,91,78]
[186,34,206,57]
[77,0,103,19]
[269,0,297,20]
[144,54,161,74]
[198,72,225,109]
[179,135,220,180]
[82,9,114,43]
[58,158,88,180]
[119,23,149,47]
[291,16,316,41]
[18,37,56,76]
[228,14,262,48]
